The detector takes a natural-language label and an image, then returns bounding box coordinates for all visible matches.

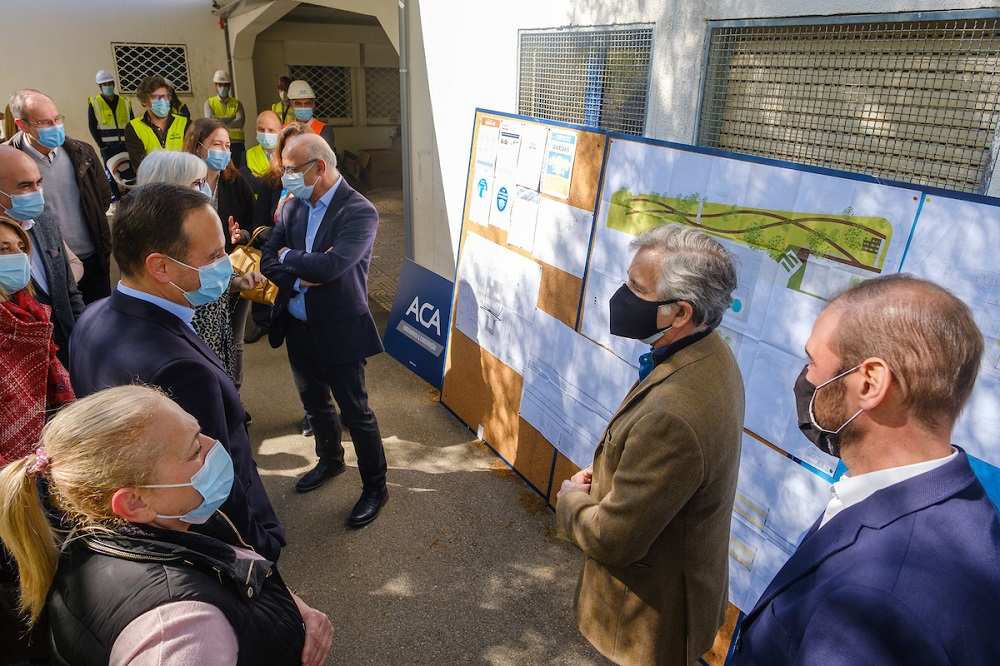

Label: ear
[856,357,892,410]
[111,488,157,524]
[144,253,175,285]
[14,118,29,134]
[660,301,695,330]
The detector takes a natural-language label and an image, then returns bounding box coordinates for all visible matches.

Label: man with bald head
[7,89,112,303]
[261,132,388,526]
[732,274,1000,665]
[0,145,84,361]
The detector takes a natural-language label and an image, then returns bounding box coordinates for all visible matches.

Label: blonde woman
[0,385,333,666]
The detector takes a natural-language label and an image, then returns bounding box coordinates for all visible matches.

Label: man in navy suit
[261,133,388,528]
[69,183,285,561]
[731,274,1000,665]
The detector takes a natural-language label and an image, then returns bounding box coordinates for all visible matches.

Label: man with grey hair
[7,89,112,304]
[261,132,388,527]
[556,224,744,665]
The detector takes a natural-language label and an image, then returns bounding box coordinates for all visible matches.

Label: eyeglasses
[191,178,207,190]
[28,115,65,129]
[282,159,318,176]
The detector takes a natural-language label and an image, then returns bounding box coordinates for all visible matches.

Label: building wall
[251,19,400,154]
[0,0,227,154]
[406,0,1000,279]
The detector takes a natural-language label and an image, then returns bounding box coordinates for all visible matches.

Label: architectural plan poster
[581,137,923,477]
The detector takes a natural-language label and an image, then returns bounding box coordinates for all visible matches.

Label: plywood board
[547,452,581,508]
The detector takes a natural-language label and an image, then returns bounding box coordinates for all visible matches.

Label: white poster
[540,130,578,200]
[467,165,493,226]
[488,169,515,231]
[516,124,549,191]
[531,197,595,278]
[508,187,540,251]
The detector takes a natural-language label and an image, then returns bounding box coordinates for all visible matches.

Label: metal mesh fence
[365,67,400,123]
[288,64,353,120]
[519,26,653,135]
[697,18,1000,192]
[112,43,191,94]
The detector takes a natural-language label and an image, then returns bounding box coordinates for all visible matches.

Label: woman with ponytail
[0,385,332,666]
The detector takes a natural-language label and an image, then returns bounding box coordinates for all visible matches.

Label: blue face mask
[293,106,313,122]
[256,131,278,151]
[36,124,65,149]
[281,162,317,201]
[169,254,233,307]
[150,98,171,118]
[217,86,231,99]
[0,253,30,294]
[142,440,235,524]
[100,85,115,96]
[204,148,231,172]
[0,187,45,222]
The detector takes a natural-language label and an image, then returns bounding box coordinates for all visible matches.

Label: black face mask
[609,283,676,342]
[793,365,863,459]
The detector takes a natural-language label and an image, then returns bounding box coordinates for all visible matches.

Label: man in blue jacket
[261,133,388,528]
[731,274,1000,665]
[69,183,285,561]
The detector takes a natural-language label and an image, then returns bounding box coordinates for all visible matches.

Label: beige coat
[556,331,745,665]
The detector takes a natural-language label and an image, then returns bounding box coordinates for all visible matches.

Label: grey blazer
[28,217,85,357]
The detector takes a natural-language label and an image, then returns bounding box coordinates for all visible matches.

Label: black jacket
[48,517,304,666]
[216,170,257,253]
[260,179,383,362]
[69,290,286,560]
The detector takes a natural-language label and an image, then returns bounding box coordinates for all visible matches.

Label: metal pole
[399,0,415,261]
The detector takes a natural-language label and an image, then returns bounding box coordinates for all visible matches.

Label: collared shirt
[22,136,58,166]
[637,328,712,380]
[280,176,342,321]
[116,281,195,331]
[819,447,958,528]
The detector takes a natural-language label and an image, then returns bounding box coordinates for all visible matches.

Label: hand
[228,216,246,245]
[231,271,266,292]
[570,466,593,486]
[557,478,590,498]
[291,592,333,666]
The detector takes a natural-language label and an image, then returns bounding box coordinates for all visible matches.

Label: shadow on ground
[241,305,607,665]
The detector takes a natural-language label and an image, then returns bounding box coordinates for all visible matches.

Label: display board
[441,110,613,497]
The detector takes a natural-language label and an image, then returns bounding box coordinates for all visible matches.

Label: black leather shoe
[300,415,313,438]
[295,460,345,493]
[245,322,268,344]
[347,486,388,528]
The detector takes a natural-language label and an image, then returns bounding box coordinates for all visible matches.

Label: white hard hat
[96,69,114,84]
[106,152,135,191]
[213,69,232,84]
[287,79,315,100]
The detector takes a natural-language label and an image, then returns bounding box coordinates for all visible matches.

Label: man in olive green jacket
[557,225,744,665]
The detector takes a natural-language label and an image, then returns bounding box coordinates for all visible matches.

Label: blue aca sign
[383,260,454,388]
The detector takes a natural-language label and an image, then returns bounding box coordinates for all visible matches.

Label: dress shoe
[245,322,268,344]
[300,415,313,438]
[295,460,345,493]
[347,486,388,528]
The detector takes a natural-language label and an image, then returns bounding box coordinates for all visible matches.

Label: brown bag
[229,226,278,306]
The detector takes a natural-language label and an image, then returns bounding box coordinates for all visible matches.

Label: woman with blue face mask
[0,215,75,663]
[0,385,333,666]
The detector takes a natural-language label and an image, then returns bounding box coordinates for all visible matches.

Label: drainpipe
[399,0,414,261]
[221,16,235,95]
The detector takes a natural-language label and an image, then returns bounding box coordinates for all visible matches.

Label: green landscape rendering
[606,189,893,273]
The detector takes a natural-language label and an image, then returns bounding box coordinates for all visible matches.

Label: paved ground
[239,189,607,664]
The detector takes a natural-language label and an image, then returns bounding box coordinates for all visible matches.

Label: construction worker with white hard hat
[204,68,246,168]
[286,79,337,155]
[87,69,135,199]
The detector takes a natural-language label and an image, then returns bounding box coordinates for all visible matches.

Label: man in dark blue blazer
[261,133,388,528]
[732,274,1000,665]
[69,183,285,561]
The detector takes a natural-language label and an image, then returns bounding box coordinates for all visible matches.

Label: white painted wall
[0,0,227,154]
[405,0,1000,279]
[251,19,400,153]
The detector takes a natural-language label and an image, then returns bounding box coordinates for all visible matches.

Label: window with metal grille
[364,67,400,125]
[112,43,192,94]
[519,26,653,135]
[697,17,1000,193]
[288,64,353,121]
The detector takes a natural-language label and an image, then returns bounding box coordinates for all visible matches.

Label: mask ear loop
[808,365,864,434]
[642,300,679,346]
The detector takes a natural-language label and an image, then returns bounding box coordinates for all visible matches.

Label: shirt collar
[116,281,195,330]
[22,135,57,164]
[832,447,959,508]
[309,174,342,213]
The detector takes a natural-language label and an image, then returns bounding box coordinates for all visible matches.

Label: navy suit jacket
[260,179,383,363]
[68,291,285,560]
[731,450,1000,665]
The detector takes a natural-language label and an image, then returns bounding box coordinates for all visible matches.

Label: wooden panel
[513,419,558,494]
[567,131,606,212]
[704,604,741,666]
[547,452,581,508]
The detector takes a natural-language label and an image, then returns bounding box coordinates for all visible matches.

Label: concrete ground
[240,189,607,664]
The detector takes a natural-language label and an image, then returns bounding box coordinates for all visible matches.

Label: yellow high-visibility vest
[271,101,294,125]
[89,94,131,145]
[245,144,272,178]
[207,95,245,142]
[129,115,188,155]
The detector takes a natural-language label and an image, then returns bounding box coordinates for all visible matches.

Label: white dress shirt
[819,448,958,528]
